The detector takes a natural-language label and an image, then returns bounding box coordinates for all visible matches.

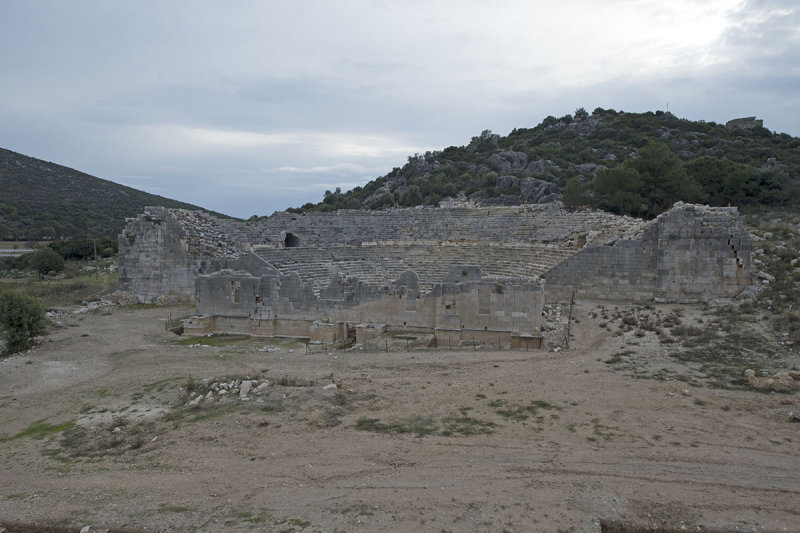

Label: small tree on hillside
[562,177,591,209]
[0,292,47,354]
[594,141,701,218]
[29,247,65,277]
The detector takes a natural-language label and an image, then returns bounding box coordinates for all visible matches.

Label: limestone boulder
[496,175,520,190]
[109,290,138,306]
[488,150,528,174]
[520,177,561,204]
[525,159,558,176]
[575,163,606,177]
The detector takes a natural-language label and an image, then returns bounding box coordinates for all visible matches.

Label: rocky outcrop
[520,177,561,203]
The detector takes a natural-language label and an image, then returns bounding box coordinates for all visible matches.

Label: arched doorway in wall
[284,232,300,248]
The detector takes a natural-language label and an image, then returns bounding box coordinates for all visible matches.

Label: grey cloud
[1,1,799,219]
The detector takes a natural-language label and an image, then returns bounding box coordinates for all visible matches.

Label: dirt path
[0,303,798,532]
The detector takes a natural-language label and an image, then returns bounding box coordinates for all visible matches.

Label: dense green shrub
[0,292,47,354]
[48,237,118,260]
[29,247,65,277]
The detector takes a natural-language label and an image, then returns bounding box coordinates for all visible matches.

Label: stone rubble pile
[184,377,272,406]
[109,290,139,306]
[168,208,243,258]
[541,303,568,350]
[744,369,800,392]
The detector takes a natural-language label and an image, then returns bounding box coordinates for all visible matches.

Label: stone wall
[544,203,750,302]
[118,207,196,303]
[119,207,276,303]
[190,265,545,345]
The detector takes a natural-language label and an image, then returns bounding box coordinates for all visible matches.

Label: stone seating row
[171,205,647,251]
[252,242,579,296]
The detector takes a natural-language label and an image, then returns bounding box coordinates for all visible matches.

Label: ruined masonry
[119,203,751,348]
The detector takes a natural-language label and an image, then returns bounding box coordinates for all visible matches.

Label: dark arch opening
[284,232,300,248]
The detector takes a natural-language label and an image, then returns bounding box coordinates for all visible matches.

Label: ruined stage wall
[545,204,751,302]
[188,267,545,344]
[118,208,197,303]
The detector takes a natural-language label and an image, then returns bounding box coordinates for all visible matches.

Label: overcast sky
[1,0,798,218]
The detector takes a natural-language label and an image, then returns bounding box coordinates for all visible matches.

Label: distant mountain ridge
[288,108,800,218]
[0,147,223,240]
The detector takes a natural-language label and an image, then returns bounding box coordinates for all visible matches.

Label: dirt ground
[0,302,798,532]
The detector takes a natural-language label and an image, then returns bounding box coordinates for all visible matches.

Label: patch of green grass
[54,417,153,458]
[0,271,118,307]
[693,398,708,406]
[230,509,270,525]
[261,400,286,413]
[280,518,312,528]
[2,419,75,442]
[355,416,438,436]
[495,407,530,421]
[492,399,555,421]
[158,503,193,514]
[440,411,497,436]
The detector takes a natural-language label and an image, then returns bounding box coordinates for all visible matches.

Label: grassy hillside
[0,147,224,240]
[288,109,800,218]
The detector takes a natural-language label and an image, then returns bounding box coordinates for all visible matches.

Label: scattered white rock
[252,382,270,395]
[240,381,252,398]
[756,270,776,282]
[323,383,338,390]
